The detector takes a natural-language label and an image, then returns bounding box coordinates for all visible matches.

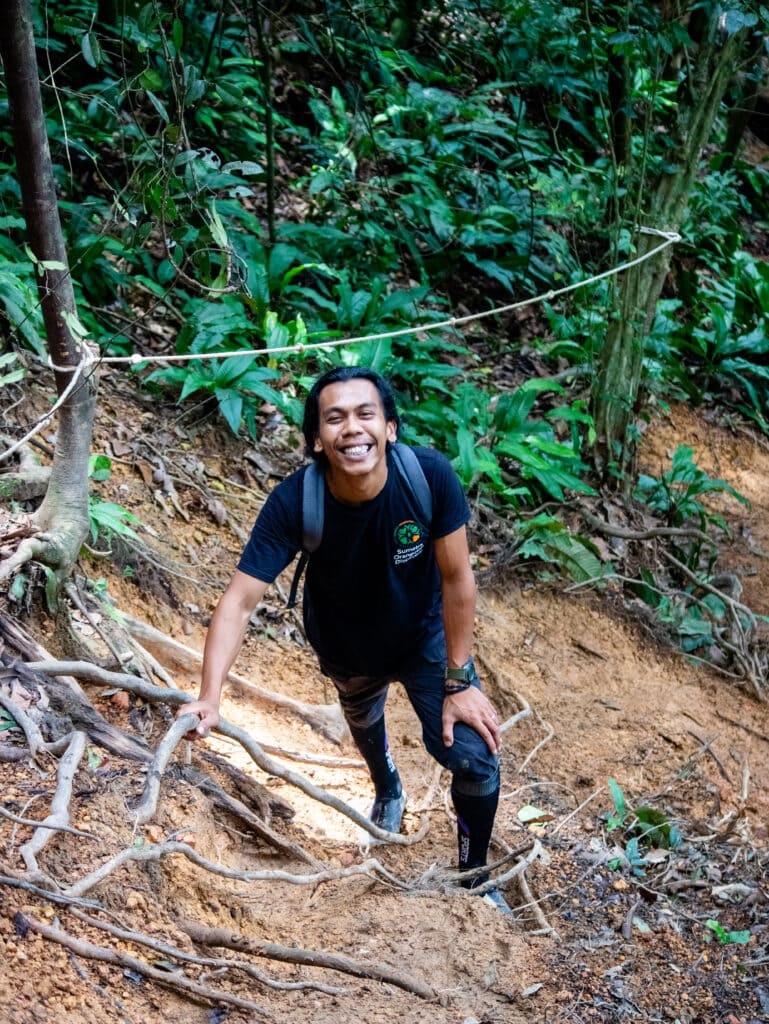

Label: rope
[0,354,93,464]
[99,228,681,368]
[0,228,679,466]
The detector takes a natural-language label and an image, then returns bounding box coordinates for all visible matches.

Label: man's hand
[177,699,220,739]
[442,686,500,755]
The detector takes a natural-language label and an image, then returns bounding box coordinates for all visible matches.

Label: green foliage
[704,920,751,945]
[85,455,142,549]
[634,445,748,535]
[606,777,682,874]
[514,514,605,582]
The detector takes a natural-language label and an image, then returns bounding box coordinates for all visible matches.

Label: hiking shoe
[480,887,514,916]
[369,791,408,841]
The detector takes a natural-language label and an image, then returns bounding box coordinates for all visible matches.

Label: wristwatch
[445,657,477,683]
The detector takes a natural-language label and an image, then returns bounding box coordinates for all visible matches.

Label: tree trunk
[0,0,97,577]
[593,10,749,475]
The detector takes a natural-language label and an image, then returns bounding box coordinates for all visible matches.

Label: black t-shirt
[237,446,470,675]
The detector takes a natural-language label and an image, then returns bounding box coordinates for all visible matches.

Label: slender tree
[0,0,97,583]
[593,3,755,477]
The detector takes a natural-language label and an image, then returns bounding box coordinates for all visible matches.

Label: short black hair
[302,366,400,462]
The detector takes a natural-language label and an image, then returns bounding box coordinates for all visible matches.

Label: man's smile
[340,443,374,457]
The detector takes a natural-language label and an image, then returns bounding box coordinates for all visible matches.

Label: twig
[63,841,410,900]
[515,864,559,940]
[686,730,732,784]
[120,613,347,742]
[715,711,769,743]
[178,919,438,1000]
[581,510,718,549]
[69,908,346,994]
[20,731,87,873]
[550,787,606,837]
[0,804,98,839]
[19,913,270,1015]
[518,709,555,771]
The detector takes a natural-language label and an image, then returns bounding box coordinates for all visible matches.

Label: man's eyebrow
[321,401,379,416]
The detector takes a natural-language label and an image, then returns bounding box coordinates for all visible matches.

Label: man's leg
[401,637,511,912]
[319,663,407,834]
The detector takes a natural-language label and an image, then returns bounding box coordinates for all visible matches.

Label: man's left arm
[434,526,501,755]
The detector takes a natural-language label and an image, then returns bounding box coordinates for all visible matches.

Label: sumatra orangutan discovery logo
[393,519,425,565]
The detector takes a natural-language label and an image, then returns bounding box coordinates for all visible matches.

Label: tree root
[62,840,411,899]
[17,912,271,1016]
[178,918,438,1000]
[121,612,348,743]
[177,763,318,866]
[20,730,86,873]
[27,660,429,846]
[68,907,347,995]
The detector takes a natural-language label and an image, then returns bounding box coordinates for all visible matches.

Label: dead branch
[20,730,86,873]
[28,660,428,846]
[518,709,555,772]
[0,804,98,839]
[0,690,49,761]
[515,865,559,939]
[178,919,438,1000]
[19,913,270,1015]
[63,840,409,899]
[69,908,346,995]
[581,510,718,549]
[178,764,319,867]
[0,616,152,762]
[121,612,348,742]
[198,748,295,822]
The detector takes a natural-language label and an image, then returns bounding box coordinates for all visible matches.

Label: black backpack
[286,443,433,608]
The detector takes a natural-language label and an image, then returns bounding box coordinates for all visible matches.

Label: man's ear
[386,421,397,443]
[313,435,323,453]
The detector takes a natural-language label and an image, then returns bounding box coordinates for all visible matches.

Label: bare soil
[1,390,768,1024]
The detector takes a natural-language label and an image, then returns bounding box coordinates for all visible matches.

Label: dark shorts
[319,629,499,782]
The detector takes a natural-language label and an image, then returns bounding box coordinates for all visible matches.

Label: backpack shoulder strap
[287,461,325,609]
[390,442,433,526]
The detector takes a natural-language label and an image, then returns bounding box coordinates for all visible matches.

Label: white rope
[100,227,681,368]
[0,228,679,466]
[0,354,93,464]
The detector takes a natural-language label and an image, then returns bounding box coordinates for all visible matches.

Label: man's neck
[325,461,388,505]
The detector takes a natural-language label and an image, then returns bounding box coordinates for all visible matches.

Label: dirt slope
[1,395,767,1023]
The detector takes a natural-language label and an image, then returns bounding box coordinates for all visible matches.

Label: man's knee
[425,723,499,780]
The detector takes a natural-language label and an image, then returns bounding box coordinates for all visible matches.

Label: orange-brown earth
[1,386,767,1024]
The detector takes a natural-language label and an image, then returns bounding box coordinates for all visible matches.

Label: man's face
[313,378,397,481]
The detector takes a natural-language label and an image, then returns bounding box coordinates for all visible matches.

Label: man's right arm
[180,569,269,737]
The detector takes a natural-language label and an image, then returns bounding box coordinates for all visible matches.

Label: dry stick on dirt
[121,612,348,742]
[18,913,271,1016]
[177,764,321,866]
[515,863,559,939]
[68,908,347,995]
[27,660,429,846]
[178,919,438,1001]
[0,804,99,840]
[19,730,86,873]
[63,840,410,899]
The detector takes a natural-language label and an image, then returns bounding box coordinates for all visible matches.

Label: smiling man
[182,366,509,913]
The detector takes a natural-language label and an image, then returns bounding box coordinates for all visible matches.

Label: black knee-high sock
[349,717,402,800]
[452,772,500,889]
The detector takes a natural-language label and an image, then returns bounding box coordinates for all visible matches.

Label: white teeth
[344,445,370,456]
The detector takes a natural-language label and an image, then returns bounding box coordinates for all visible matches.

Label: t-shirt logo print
[393,519,425,565]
